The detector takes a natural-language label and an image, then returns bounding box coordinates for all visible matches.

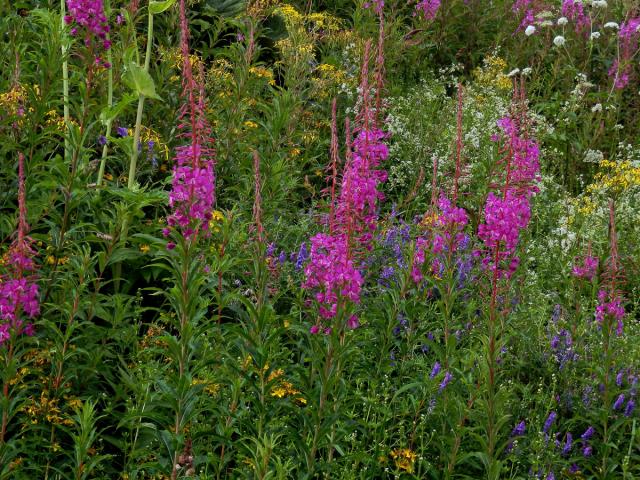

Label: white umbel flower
[590,31,601,40]
[553,35,566,46]
[604,22,619,29]
[525,25,536,36]
[557,17,568,26]
[591,103,602,113]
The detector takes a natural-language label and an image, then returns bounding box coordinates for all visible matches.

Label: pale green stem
[128,10,154,189]
[61,0,70,162]
[97,0,114,186]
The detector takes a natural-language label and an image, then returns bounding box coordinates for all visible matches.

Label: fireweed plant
[3,0,640,478]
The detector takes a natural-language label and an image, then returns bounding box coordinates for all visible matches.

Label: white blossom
[557,17,568,26]
[525,25,536,36]
[553,35,566,47]
[604,22,619,29]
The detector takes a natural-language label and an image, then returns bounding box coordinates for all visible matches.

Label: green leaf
[149,0,177,14]
[99,93,136,125]
[123,62,162,100]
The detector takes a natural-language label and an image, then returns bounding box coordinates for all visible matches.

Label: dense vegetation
[1,0,640,478]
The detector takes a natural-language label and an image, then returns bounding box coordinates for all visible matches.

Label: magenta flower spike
[165,0,216,241]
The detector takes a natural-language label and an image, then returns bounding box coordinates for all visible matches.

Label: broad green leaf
[149,0,177,14]
[124,62,162,100]
[99,93,136,125]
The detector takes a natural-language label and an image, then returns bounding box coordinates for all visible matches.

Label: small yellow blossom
[139,244,150,254]
[473,55,512,91]
[390,448,418,473]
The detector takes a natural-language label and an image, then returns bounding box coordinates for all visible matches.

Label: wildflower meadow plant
[2,0,640,477]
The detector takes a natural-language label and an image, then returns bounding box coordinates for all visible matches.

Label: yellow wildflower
[473,55,512,91]
[139,244,150,254]
[390,448,418,473]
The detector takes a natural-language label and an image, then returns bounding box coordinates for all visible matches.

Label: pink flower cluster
[302,233,364,322]
[477,115,539,277]
[512,0,544,32]
[412,195,469,283]
[496,117,540,191]
[595,289,625,336]
[1,154,39,346]
[609,17,640,89]
[167,160,216,238]
[65,0,111,68]
[164,0,216,241]
[303,126,388,332]
[572,255,598,280]
[336,128,389,247]
[561,0,590,35]
[363,0,384,14]
[415,0,441,21]
[477,191,531,276]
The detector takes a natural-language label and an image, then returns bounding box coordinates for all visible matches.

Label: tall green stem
[61,0,70,162]
[97,0,114,186]
[128,10,154,189]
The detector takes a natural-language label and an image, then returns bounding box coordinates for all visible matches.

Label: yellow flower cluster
[160,46,204,83]
[420,211,439,228]
[307,12,342,32]
[191,377,220,396]
[473,55,512,91]
[249,66,276,86]
[275,37,315,59]
[247,0,280,18]
[276,3,304,24]
[588,159,640,194]
[46,255,70,266]
[23,391,77,426]
[45,109,66,131]
[577,159,640,215]
[390,448,418,473]
[210,59,234,83]
[0,84,29,118]
[310,63,351,99]
[268,368,306,405]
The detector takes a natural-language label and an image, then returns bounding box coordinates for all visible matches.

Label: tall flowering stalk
[158,2,216,478]
[476,79,540,470]
[608,17,640,90]
[164,3,216,241]
[303,40,388,333]
[301,30,388,471]
[597,199,626,472]
[1,153,39,444]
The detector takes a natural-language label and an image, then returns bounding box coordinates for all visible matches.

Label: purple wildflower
[430,361,441,379]
[512,420,526,437]
[613,394,625,410]
[625,399,635,417]
[543,412,557,434]
[438,371,453,392]
[562,433,573,456]
[581,426,594,441]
